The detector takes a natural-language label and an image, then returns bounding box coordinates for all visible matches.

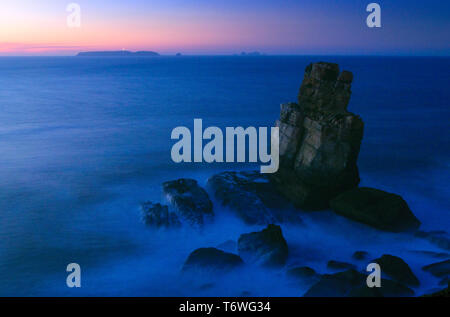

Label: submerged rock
[286,266,320,285]
[422,259,450,278]
[273,62,364,210]
[237,224,288,267]
[348,279,415,297]
[207,171,301,225]
[304,269,414,297]
[327,260,357,272]
[415,230,450,251]
[373,254,420,287]
[422,282,450,297]
[330,187,421,232]
[162,178,213,226]
[182,248,244,272]
[140,202,181,227]
[352,251,369,260]
[304,269,365,297]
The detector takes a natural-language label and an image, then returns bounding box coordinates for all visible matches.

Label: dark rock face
[273,62,364,210]
[140,202,180,227]
[182,248,244,272]
[304,269,414,297]
[373,254,420,287]
[352,251,369,260]
[422,259,450,278]
[330,187,421,232]
[207,171,301,225]
[162,179,213,226]
[327,260,357,272]
[237,224,288,267]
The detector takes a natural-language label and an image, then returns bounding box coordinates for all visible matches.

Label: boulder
[237,224,288,267]
[327,260,357,272]
[182,248,244,272]
[140,202,181,227]
[373,254,419,287]
[162,179,213,226]
[348,279,415,297]
[272,62,364,210]
[286,266,320,285]
[330,187,421,232]
[304,269,414,297]
[422,259,450,278]
[303,269,365,297]
[207,171,301,225]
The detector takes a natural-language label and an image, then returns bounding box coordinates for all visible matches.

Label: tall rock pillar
[273,62,364,210]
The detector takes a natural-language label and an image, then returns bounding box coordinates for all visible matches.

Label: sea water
[0,56,448,296]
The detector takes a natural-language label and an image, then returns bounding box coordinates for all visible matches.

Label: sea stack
[273,62,364,210]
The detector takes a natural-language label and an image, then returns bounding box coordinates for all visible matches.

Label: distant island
[76,51,160,57]
[240,51,262,56]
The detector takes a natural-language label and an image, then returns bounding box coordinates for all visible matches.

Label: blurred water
[0,56,448,296]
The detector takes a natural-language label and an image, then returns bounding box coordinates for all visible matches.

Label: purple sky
[1,0,449,55]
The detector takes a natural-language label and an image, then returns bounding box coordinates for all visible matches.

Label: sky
[0,0,449,56]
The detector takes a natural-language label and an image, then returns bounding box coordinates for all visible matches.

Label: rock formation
[273,62,364,210]
[304,269,415,297]
[182,248,244,272]
[330,187,421,232]
[373,254,420,287]
[207,171,301,225]
[237,224,288,267]
[162,178,213,226]
[140,202,180,227]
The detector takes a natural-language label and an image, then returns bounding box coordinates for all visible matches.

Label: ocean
[0,56,448,296]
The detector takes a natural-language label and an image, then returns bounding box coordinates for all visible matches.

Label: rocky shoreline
[140,62,448,297]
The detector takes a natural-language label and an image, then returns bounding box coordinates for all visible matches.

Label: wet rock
[352,251,369,260]
[303,269,366,297]
[327,260,357,271]
[348,279,414,297]
[163,179,213,226]
[272,62,364,210]
[287,266,320,285]
[373,254,419,286]
[422,283,449,297]
[140,202,181,227]
[415,231,450,251]
[422,259,450,278]
[237,224,288,267]
[207,171,301,225]
[330,187,421,232]
[182,248,244,272]
[216,240,237,253]
[304,269,414,297]
[439,277,449,286]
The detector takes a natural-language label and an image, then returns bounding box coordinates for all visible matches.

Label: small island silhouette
[77,50,160,57]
